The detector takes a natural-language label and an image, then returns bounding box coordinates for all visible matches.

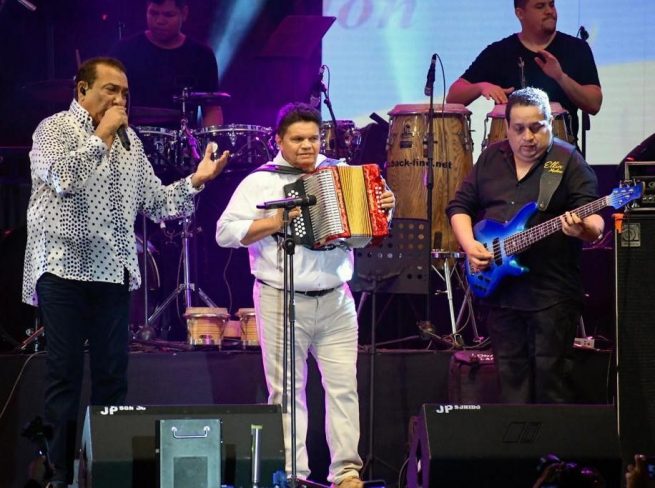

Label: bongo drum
[482,102,571,150]
[184,307,230,347]
[385,103,474,251]
[236,308,259,347]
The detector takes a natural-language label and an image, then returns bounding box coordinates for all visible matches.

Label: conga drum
[385,103,473,251]
[184,307,230,347]
[483,101,571,150]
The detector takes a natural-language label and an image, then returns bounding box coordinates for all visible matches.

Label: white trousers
[254,280,362,484]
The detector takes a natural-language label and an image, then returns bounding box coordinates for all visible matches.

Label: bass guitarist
[446,87,604,403]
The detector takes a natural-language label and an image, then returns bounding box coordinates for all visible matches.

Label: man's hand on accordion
[276,207,302,231]
[379,189,396,221]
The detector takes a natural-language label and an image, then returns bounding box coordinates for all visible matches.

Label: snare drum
[385,104,474,251]
[483,102,571,150]
[184,307,230,347]
[134,126,178,167]
[195,124,273,171]
[236,308,259,347]
[320,120,361,161]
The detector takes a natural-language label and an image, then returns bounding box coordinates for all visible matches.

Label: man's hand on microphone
[191,142,230,188]
[95,105,128,148]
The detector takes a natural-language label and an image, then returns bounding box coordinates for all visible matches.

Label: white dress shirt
[215,152,354,292]
[22,100,201,305]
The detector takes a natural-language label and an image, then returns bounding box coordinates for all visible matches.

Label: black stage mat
[0,347,611,488]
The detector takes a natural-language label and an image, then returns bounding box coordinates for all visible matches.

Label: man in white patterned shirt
[22,57,228,488]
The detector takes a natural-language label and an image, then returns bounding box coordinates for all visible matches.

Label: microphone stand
[418,57,436,341]
[321,85,344,160]
[280,207,299,487]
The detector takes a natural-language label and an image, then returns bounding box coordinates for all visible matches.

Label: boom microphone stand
[417,54,437,339]
[319,71,346,160]
[256,195,317,488]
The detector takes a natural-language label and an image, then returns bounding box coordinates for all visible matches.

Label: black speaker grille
[616,213,655,459]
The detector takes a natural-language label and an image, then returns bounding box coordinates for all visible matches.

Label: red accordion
[283,164,389,248]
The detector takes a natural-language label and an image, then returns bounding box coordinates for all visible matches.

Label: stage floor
[0,347,613,488]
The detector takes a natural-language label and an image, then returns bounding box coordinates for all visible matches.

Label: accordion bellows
[284,164,389,249]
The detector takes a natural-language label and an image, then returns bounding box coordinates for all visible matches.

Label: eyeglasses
[509,120,550,135]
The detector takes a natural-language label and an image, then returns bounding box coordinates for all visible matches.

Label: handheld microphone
[256,194,317,210]
[424,54,436,97]
[117,126,130,151]
[309,65,326,108]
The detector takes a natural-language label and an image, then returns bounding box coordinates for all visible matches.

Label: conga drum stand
[431,250,481,346]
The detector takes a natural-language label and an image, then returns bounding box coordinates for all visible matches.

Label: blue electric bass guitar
[466,184,643,298]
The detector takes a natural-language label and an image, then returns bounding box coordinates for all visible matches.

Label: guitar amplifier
[624,161,655,209]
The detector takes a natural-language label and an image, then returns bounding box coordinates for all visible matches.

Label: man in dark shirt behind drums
[446,0,602,142]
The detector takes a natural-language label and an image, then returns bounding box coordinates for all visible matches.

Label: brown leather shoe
[331,476,364,488]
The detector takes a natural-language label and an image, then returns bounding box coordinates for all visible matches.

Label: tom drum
[134,126,179,168]
[195,124,273,172]
[320,120,361,161]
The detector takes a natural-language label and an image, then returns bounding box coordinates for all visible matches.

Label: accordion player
[283,164,389,249]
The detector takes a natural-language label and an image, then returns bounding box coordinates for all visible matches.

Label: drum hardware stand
[430,251,481,348]
[147,213,218,327]
[12,305,44,352]
[134,213,156,341]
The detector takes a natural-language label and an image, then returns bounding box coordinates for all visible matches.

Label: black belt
[256,279,339,297]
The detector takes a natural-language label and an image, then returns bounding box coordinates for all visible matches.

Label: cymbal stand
[320,76,346,160]
[133,213,157,340]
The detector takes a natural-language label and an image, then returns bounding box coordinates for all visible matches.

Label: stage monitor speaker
[79,404,285,488]
[407,404,620,487]
[616,213,655,460]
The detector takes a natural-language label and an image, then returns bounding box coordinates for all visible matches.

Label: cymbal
[172,91,231,105]
[129,106,181,126]
[22,79,75,104]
